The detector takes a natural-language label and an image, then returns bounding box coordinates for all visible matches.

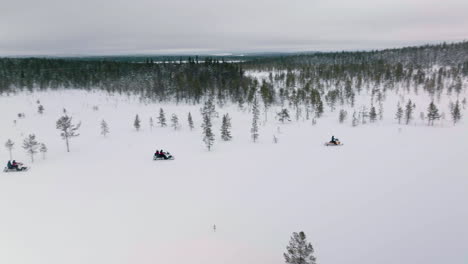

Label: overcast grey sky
[0,0,467,56]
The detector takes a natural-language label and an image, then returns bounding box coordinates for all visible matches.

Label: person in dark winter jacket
[330,136,338,145]
[11,160,20,170]
[159,150,167,159]
[7,160,12,169]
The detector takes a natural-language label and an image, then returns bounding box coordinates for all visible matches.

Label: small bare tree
[40,143,48,160]
[23,134,40,163]
[171,114,180,130]
[5,139,14,160]
[56,115,81,152]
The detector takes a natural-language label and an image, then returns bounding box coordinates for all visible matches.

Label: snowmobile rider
[155,150,160,157]
[11,160,20,171]
[7,160,12,170]
[159,149,167,159]
[331,136,338,145]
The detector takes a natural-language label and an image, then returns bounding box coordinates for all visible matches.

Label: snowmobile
[3,161,29,173]
[153,151,175,161]
[325,138,343,146]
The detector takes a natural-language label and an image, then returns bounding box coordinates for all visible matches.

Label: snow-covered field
[0,89,467,264]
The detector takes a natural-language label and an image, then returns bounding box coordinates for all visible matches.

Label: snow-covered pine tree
[315,99,324,118]
[22,134,39,163]
[378,102,384,120]
[101,119,110,137]
[5,139,14,160]
[426,101,440,126]
[451,100,462,125]
[404,99,414,125]
[56,115,81,152]
[201,112,214,151]
[338,109,347,123]
[171,114,180,130]
[395,102,403,124]
[260,80,274,122]
[369,105,377,122]
[352,111,359,127]
[277,108,291,123]
[251,96,260,142]
[220,113,232,141]
[134,114,141,131]
[200,97,218,120]
[187,112,194,130]
[360,106,368,124]
[149,117,154,130]
[40,143,47,160]
[158,108,167,127]
[38,105,44,114]
[284,231,317,264]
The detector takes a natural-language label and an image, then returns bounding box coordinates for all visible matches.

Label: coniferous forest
[1,41,467,108]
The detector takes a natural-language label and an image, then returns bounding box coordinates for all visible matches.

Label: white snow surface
[0,89,467,264]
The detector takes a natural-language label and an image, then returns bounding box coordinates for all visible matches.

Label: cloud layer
[1,0,467,55]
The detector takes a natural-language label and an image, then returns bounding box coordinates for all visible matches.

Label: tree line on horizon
[0,41,466,128]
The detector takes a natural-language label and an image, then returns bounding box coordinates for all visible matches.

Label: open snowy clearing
[0,90,467,264]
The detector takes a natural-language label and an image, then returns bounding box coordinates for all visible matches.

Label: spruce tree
[378,102,384,120]
[201,113,214,151]
[40,143,47,160]
[426,101,440,126]
[149,117,154,130]
[260,80,274,122]
[277,108,291,123]
[22,134,39,163]
[284,231,317,264]
[251,96,260,142]
[352,111,359,127]
[5,139,14,160]
[158,108,167,127]
[171,114,180,130]
[369,105,377,122]
[187,112,194,130]
[101,119,110,137]
[200,97,218,120]
[404,99,414,125]
[134,114,141,131]
[315,99,324,118]
[220,113,232,141]
[395,102,403,124]
[451,100,462,125]
[56,115,81,152]
[38,105,44,114]
[360,106,368,124]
